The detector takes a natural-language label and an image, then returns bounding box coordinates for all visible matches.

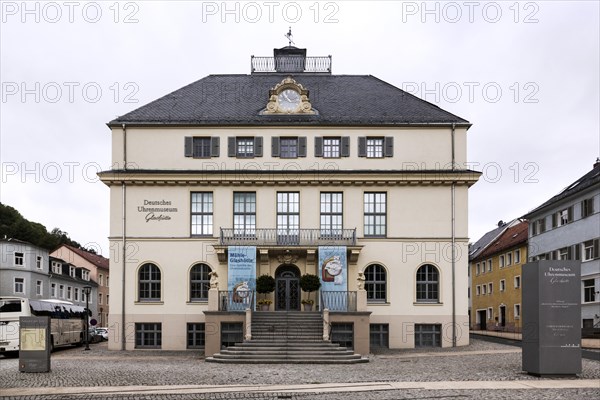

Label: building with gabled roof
[51,244,109,326]
[99,43,480,358]
[0,238,98,322]
[523,159,600,333]
[470,221,528,332]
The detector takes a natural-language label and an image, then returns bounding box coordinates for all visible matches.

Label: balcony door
[277,192,299,245]
[275,265,300,311]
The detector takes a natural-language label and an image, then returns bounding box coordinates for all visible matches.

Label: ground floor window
[221,322,243,348]
[331,323,354,349]
[414,324,441,347]
[583,319,594,329]
[187,323,205,349]
[370,324,389,349]
[135,323,162,349]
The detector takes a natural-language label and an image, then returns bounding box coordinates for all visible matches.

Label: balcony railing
[251,56,332,74]
[320,291,357,312]
[220,228,356,246]
[219,290,255,312]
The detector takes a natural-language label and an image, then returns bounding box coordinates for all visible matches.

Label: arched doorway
[275,265,301,311]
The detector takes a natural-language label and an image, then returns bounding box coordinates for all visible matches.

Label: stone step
[219,347,354,356]
[252,324,322,328]
[211,353,362,360]
[206,311,367,364]
[238,340,334,345]
[252,318,322,322]
[251,329,323,334]
[205,357,368,364]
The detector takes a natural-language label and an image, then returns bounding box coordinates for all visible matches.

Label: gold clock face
[277,89,301,112]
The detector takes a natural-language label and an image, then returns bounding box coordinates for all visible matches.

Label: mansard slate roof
[522,162,600,218]
[108,74,470,127]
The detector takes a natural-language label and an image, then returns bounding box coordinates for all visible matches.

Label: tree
[0,203,90,252]
[299,274,321,302]
[256,275,275,299]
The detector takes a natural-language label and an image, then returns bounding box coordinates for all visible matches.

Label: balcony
[219,228,356,247]
[251,56,332,74]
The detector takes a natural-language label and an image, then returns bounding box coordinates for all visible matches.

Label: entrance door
[275,265,300,311]
[478,310,487,330]
[500,306,506,327]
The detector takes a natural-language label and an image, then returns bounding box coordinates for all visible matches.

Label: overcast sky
[1,0,599,257]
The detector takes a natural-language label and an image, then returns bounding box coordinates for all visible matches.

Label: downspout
[451,123,456,347]
[121,123,127,351]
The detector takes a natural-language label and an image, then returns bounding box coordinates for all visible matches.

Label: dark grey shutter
[228,137,236,157]
[184,137,193,157]
[358,137,366,157]
[568,206,573,223]
[574,244,581,260]
[594,239,600,259]
[541,218,546,232]
[298,137,307,157]
[566,246,572,260]
[254,137,263,157]
[385,137,394,157]
[341,136,350,157]
[272,137,280,157]
[552,213,557,228]
[315,137,323,157]
[211,137,220,157]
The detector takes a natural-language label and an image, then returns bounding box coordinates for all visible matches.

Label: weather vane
[284,27,294,46]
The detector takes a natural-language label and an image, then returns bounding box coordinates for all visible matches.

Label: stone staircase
[206,311,367,364]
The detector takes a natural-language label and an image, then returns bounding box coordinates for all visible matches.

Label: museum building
[99,45,480,358]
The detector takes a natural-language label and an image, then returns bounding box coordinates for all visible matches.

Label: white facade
[100,58,479,352]
[102,125,479,351]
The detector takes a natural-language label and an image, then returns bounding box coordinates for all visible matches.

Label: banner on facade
[318,246,348,311]
[227,246,256,311]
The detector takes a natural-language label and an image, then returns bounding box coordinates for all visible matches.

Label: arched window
[139,263,161,301]
[364,264,386,302]
[416,264,439,303]
[190,263,212,301]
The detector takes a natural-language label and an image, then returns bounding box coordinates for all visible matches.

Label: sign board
[319,246,348,310]
[19,316,51,373]
[227,246,256,311]
[522,260,581,376]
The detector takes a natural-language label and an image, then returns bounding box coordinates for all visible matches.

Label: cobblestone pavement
[0,339,598,399]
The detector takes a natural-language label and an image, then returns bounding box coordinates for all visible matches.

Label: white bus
[0,297,87,353]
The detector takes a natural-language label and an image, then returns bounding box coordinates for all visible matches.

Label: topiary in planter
[256,274,275,296]
[300,273,321,302]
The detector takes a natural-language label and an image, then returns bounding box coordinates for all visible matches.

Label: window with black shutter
[228,137,263,158]
[272,137,307,158]
[358,137,393,158]
[184,137,220,158]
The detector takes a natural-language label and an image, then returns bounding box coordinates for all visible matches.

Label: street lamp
[83,285,92,351]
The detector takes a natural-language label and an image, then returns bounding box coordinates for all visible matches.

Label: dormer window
[82,270,90,281]
[52,261,62,274]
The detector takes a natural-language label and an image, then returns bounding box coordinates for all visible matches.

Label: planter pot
[303,304,313,311]
[260,304,270,311]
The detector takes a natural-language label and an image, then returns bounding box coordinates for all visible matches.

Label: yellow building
[471,221,528,332]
